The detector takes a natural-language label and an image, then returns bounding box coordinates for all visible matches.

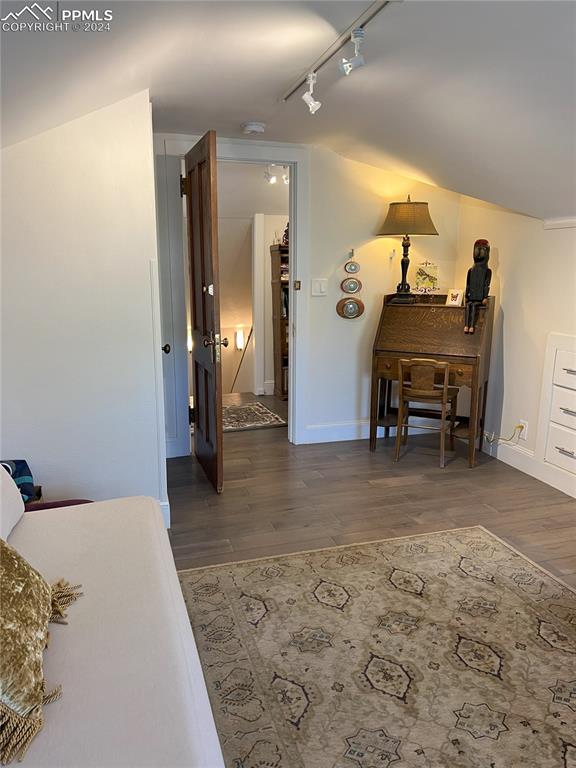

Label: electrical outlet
[519,420,528,440]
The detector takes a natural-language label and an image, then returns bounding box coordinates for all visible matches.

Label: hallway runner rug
[222,401,286,432]
[178,526,576,768]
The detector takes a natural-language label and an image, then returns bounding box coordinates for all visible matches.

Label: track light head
[301,72,322,115]
[340,27,366,76]
[339,54,365,76]
[302,91,322,114]
[264,166,278,184]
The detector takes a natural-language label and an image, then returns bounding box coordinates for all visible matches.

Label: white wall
[453,198,576,456]
[302,147,462,442]
[1,91,167,513]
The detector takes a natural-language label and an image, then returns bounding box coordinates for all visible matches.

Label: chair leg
[403,405,409,445]
[440,404,447,468]
[450,394,458,451]
[394,400,403,463]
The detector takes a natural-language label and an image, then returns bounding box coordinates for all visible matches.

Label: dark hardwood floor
[168,428,576,586]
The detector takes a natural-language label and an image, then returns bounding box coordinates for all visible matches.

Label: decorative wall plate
[344,260,360,274]
[336,297,365,319]
[341,277,362,294]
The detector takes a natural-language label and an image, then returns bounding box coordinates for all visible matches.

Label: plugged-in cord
[484,424,525,445]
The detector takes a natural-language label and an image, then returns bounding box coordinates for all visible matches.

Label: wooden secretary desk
[369,294,494,467]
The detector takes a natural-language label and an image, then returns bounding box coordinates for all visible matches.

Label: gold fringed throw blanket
[0,539,82,764]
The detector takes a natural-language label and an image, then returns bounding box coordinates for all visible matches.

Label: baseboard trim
[159,500,171,528]
[486,442,576,498]
[263,380,275,396]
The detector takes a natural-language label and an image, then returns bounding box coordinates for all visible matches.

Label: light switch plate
[311,278,328,296]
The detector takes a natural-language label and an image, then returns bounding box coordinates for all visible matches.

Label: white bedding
[8,497,224,768]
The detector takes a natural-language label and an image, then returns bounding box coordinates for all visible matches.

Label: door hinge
[293,280,302,291]
[180,175,189,197]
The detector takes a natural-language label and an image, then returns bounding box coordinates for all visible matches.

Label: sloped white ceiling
[1,0,574,219]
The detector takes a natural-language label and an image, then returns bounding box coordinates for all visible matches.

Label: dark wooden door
[184,131,224,493]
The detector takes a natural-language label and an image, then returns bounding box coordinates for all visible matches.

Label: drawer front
[546,422,576,475]
[551,385,576,430]
[374,356,398,378]
[449,364,474,388]
[554,349,576,390]
[374,356,473,387]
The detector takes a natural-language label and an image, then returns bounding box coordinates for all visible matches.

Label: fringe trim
[0,685,62,764]
[50,580,83,625]
[0,702,43,765]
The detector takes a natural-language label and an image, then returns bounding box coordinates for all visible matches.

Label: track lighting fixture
[264,165,278,184]
[301,72,322,114]
[264,165,289,185]
[339,27,365,76]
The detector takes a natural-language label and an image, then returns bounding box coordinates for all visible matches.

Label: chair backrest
[398,358,450,401]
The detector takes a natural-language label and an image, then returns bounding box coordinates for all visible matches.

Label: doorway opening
[156,133,309,498]
[213,160,290,436]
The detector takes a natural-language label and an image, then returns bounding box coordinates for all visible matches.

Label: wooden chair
[394,358,459,468]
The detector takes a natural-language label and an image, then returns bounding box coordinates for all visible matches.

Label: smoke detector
[242,121,266,135]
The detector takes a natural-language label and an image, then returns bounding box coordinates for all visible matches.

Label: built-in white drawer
[554,349,576,390]
[546,422,576,475]
[551,385,576,430]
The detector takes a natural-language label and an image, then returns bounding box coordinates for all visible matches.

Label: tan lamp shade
[377,196,439,236]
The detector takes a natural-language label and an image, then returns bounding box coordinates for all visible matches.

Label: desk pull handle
[456,369,464,376]
[385,363,391,370]
[560,407,576,417]
[555,446,576,459]
[563,367,576,375]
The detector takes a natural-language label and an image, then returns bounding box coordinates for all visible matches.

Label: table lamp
[377,195,439,303]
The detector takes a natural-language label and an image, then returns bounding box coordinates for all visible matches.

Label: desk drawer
[374,356,398,377]
[546,423,576,475]
[374,356,474,387]
[450,364,474,387]
[554,350,576,390]
[551,385,576,429]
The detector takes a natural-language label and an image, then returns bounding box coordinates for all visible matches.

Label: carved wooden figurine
[464,239,491,334]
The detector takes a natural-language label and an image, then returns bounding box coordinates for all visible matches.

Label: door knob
[221,337,229,348]
[203,337,214,347]
[162,344,171,354]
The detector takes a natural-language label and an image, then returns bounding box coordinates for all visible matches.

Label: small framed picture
[446,289,464,306]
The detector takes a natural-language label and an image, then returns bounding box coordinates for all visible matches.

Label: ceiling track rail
[281,0,394,103]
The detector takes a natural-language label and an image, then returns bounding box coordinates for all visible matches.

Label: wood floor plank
[168,429,576,574]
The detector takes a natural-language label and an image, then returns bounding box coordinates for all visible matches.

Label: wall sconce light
[235,328,245,351]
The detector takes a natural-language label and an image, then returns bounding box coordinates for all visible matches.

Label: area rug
[179,527,576,768]
[223,401,286,432]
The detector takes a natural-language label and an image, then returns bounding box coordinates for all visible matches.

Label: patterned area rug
[223,401,286,432]
[179,527,576,768]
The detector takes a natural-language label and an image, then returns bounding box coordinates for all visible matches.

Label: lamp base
[388,292,417,305]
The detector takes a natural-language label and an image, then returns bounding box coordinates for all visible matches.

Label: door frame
[154,152,191,459]
[154,134,310,445]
